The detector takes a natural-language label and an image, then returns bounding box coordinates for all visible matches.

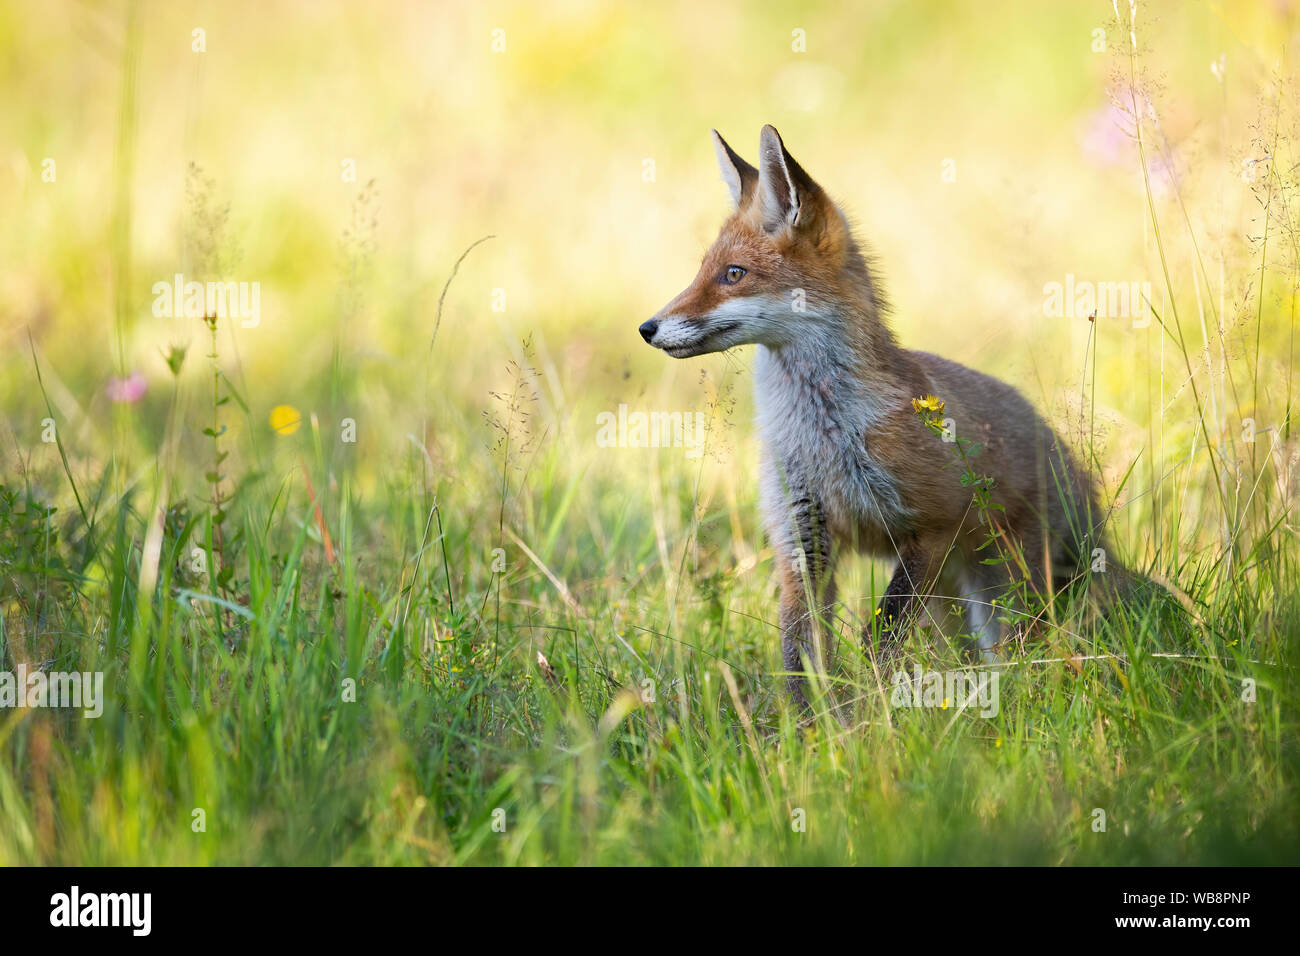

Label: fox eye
[722,266,747,285]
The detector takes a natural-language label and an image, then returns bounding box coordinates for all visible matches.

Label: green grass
[0,350,1296,864]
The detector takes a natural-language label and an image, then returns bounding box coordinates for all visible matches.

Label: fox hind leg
[874,561,922,638]
[867,542,946,652]
[961,572,1004,662]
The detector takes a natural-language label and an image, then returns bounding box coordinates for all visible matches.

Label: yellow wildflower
[911,394,945,415]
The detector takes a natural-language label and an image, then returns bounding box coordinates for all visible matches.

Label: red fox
[640,126,1105,705]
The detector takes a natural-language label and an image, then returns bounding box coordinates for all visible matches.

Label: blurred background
[3,0,1300,870]
[1,0,1297,575]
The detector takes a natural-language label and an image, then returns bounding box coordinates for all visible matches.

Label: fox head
[640,125,867,358]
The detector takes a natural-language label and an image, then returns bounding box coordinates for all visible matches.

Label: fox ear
[711,129,757,208]
[756,125,820,235]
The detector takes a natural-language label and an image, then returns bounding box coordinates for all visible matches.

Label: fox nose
[638,319,659,343]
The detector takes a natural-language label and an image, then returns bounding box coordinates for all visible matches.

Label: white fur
[757,126,800,232]
[711,130,745,208]
[959,571,1003,660]
[651,294,910,541]
[752,330,911,548]
[649,294,796,354]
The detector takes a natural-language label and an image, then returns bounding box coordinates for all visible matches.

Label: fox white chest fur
[753,338,909,553]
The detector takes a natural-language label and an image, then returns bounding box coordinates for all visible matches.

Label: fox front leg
[776,501,837,708]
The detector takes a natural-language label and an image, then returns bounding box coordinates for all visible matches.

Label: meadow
[0,0,1297,865]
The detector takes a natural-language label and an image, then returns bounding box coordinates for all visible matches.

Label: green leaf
[218,370,251,414]
[174,588,254,620]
